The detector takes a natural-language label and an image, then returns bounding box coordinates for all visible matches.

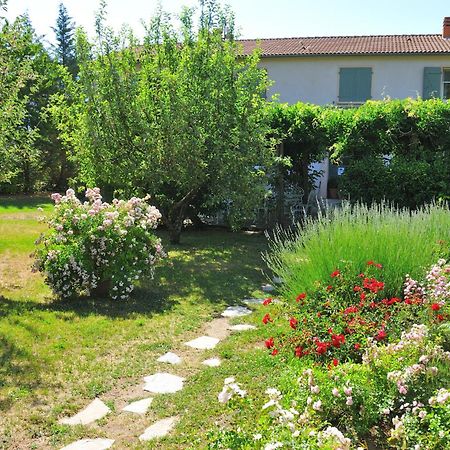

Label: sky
[4,0,450,45]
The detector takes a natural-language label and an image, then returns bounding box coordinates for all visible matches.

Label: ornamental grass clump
[265,202,450,299]
[34,188,166,300]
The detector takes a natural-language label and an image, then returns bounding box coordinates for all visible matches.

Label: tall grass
[265,202,450,298]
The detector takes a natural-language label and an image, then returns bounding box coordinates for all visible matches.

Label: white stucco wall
[261,55,450,105]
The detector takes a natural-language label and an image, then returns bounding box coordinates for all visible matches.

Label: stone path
[139,416,179,441]
[59,284,274,448]
[122,397,153,414]
[59,398,111,426]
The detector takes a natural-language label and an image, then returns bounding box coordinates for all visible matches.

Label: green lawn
[0,196,275,449]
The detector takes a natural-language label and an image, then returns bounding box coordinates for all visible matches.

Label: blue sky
[5,0,450,44]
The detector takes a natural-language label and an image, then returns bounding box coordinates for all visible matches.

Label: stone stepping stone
[60,439,115,450]
[221,306,252,318]
[122,397,153,414]
[157,352,181,364]
[185,336,220,350]
[202,357,221,367]
[143,373,184,394]
[59,398,110,426]
[242,298,265,305]
[139,416,178,441]
[228,324,256,331]
[262,284,275,293]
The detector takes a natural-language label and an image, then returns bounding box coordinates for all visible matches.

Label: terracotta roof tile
[238,35,450,57]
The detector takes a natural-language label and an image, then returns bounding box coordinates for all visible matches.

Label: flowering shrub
[262,260,449,366]
[34,188,165,300]
[209,323,450,449]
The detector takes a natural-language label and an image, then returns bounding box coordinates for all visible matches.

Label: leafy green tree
[53,0,275,243]
[52,2,77,76]
[0,13,62,193]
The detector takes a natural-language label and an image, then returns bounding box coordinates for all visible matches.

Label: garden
[1,0,450,449]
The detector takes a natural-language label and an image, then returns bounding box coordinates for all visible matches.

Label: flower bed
[208,259,450,449]
[34,188,165,300]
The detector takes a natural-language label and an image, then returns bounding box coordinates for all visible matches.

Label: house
[240,17,450,199]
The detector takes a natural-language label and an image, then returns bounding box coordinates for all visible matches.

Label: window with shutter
[423,67,442,99]
[443,68,450,100]
[338,67,372,103]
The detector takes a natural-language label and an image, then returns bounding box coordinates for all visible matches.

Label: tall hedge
[268,99,450,208]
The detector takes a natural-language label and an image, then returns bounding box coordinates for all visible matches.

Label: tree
[0,13,62,193]
[52,0,276,243]
[52,2,77,76]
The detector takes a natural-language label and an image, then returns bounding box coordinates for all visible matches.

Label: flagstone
[157,352,182,364]
[221,305,252,318]
[262,284,275,293]
[184,335,220,350]
[60,439,115,450]
[202,357,221,367]
[122,397,153,414]
[59,398,110,426]
[242,298,265,305]
[143,373,185,394]
[139,416,178,441]
[228,324,256,331]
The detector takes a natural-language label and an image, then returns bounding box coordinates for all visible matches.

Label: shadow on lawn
[0,230,266,320]
[0,334,44,412]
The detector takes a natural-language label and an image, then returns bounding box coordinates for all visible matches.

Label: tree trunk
[167,220,183,244]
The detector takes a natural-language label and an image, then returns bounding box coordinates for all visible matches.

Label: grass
[0,196,274,449]
[265,202,450,299]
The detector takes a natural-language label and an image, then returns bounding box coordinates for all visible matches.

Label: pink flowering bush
[34,188,165,300]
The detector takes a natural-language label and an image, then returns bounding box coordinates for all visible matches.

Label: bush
[265,202,450,299]
[209,322,450,449]
[267,98,450,208]
[34,188,165,300]
[261,259,449,365]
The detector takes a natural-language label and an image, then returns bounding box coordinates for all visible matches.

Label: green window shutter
[339,68,372,102]
[423,67,441,99]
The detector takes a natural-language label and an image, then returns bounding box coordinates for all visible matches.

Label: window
[443,68,450,99]
[338,67,372,104]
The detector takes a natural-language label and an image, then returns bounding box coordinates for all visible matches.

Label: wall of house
[260,54,450,104]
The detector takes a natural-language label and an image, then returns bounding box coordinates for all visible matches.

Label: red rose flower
[404,298,413,305]
[295,346,304,357]
[354,343,361,350]
[265,337,274,348]
[367,260,374,266]
[437,314,444,321]
[375,329,387,341]
[375,263,383,269]
[317,312,321,318]
[296,293,306,302]
[316,341,330,355]
[360,292,366,301]
[326,285,333,291]
[263,297,273,306]
[431,303,441,311]
[271,348,279,356]
[331,334,345,348]
[358,273,365,278]
[343,306,359,315]
[289,317,298,330]
[331,270,340,278]
[332,358,339,367]
[353,285,362,292]
[262,313,272,324]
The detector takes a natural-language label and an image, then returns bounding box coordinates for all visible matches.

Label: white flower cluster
[317,426,352,450]
[36,188,165,300]
[218,377,247,403]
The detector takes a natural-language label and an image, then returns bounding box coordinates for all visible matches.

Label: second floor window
[338,67,373,103]
[443,68,450,99]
